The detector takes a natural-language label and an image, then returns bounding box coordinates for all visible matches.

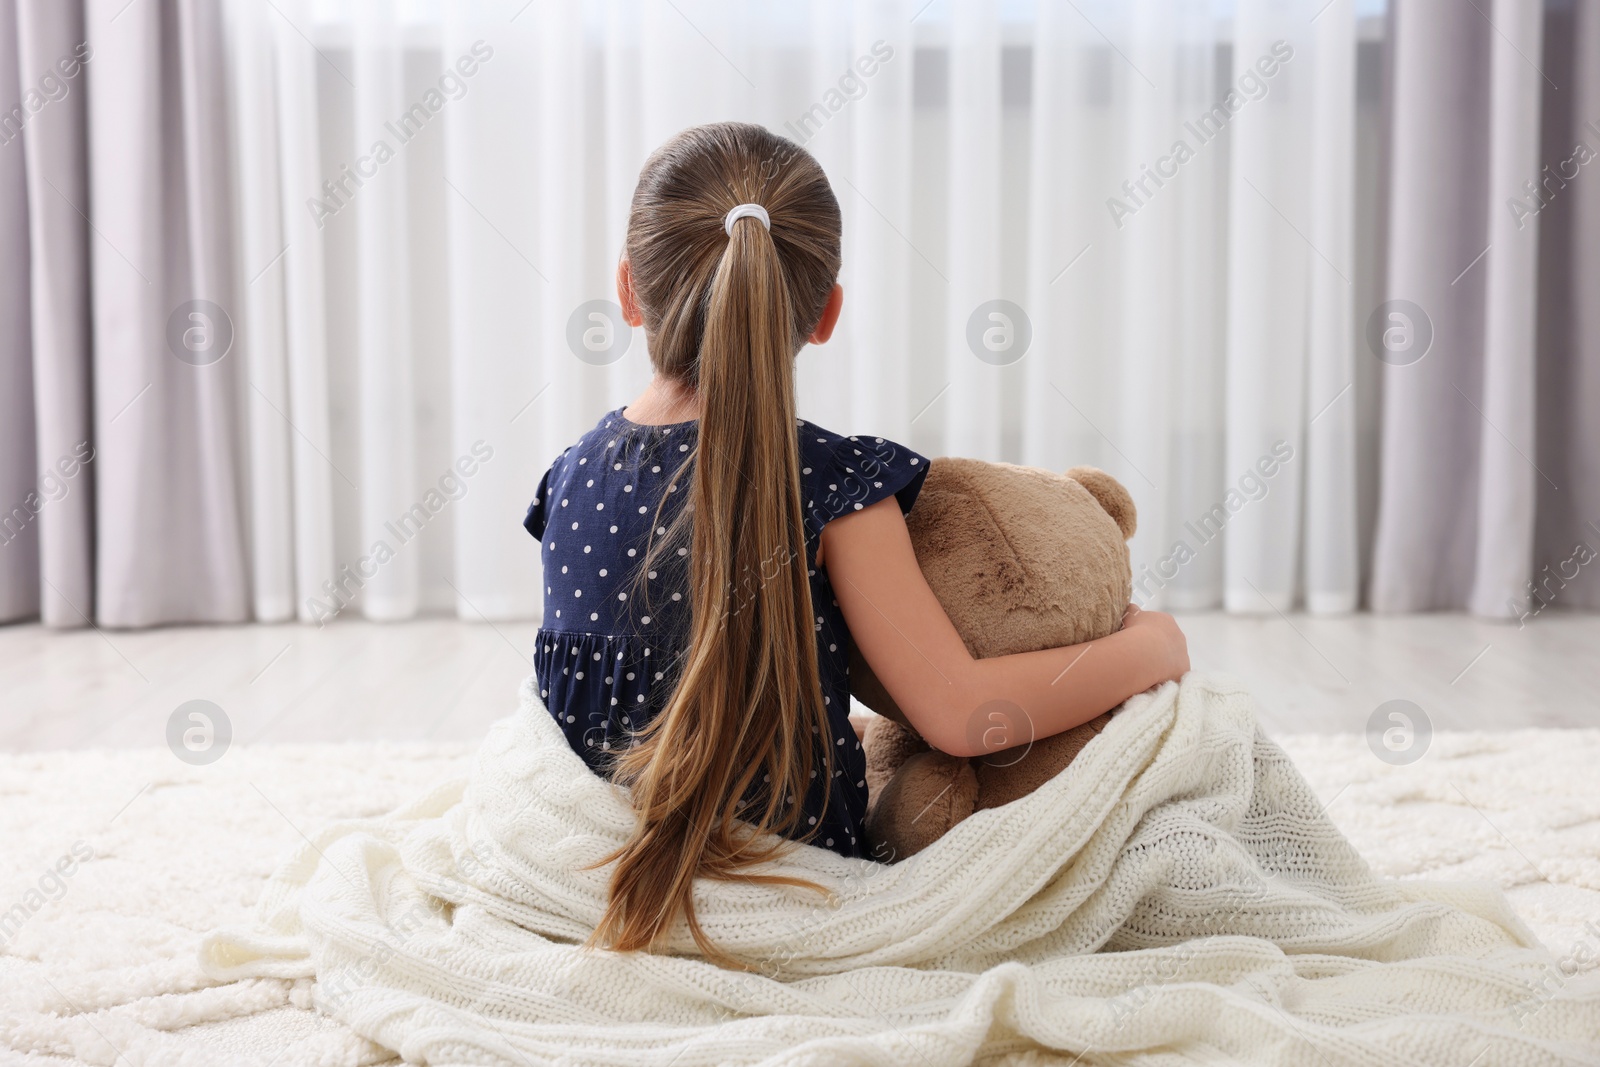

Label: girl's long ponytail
[590,124,842,963]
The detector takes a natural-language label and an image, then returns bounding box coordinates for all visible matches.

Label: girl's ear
[807,284,844,345]
[617,257,645,327]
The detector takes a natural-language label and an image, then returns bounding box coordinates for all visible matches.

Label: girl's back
[526,407,928,858]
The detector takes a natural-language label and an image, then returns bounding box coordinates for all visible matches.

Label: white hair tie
[723,203,770,236]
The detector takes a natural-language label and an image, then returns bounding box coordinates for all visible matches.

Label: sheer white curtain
[220,0,909,625]
[1016,0,1362,615]
[213,0,1377,627]
[12,0,1590,630]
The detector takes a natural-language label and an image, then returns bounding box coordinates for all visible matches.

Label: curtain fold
[85,0,248,627]
[601,0,651,416]
[350,2,416,621]
[1,0,1596,629]
[268,0,338,624]
[0,0,36,624]
[943,0,1002,461]
[1470,0,1543,619]
[3,0,97,628]
[1223,0,1313,614]
[1532,0,1600,613]
[1304,0,1360,615]
[438,4,541,623]
[224,0,295,623]
[844,0,913,443]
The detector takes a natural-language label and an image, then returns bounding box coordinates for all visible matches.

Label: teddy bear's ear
[1064,466,1137,540]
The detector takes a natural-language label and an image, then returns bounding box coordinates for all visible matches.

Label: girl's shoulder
[548,409,622,470]
[796,420,930,533]
[524,408,640,540]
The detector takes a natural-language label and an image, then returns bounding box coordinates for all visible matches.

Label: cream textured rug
[2,674,1598,1065]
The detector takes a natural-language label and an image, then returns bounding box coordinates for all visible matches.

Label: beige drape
[1370,0,1600,615]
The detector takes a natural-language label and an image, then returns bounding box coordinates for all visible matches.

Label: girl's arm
[819,497,1189,759]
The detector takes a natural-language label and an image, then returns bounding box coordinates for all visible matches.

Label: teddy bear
[847,459,1138,861]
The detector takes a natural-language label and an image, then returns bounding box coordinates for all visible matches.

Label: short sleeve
[523,464,555,541]
[800,426,929,537]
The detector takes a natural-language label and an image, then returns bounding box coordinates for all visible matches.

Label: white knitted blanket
[188,672,1600,1065]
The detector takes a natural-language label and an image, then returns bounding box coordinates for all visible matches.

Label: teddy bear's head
[908,460,1136,656]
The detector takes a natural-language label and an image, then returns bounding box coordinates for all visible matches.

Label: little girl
[524,122,1189,958]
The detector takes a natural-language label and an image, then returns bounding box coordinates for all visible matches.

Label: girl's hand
[1122,605,1190,684]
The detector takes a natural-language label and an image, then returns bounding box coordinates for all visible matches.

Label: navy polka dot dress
[524,407,929,859]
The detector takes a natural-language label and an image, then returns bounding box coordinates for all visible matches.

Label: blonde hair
[587,123,843,963]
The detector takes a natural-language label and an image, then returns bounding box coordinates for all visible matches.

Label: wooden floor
[0,611,1595,751]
